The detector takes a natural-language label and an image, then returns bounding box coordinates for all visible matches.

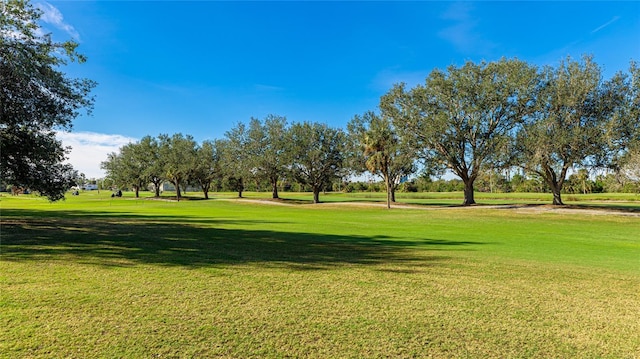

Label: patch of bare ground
[223,198,640,216]
[142,196,208,202]
[504,204,640,217]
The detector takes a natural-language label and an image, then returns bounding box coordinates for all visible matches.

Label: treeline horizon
[97,55,638,206]
[88,170,638,196]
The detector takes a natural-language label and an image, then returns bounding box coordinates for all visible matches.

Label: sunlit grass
[1,191,639,357]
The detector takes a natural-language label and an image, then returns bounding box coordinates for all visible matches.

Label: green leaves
[289,122,347,203]
[381,56,635,205]
[348,111,415,208]
[383,59,538,205]
[1,0,95,201]
[159,133,197,200]
[517,56,630,204]
[246,115,290,198]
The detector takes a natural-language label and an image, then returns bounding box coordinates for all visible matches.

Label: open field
[1,191,639,357]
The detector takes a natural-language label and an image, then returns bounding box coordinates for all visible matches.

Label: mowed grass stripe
[1,192,639,357]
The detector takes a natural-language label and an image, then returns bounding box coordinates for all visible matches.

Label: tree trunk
[201,183,210,199]
[174,180,181,201]
[385,175,391,209]
[541,164,566,206]
[237,177,244,198]
[551,184,564,205]
[462,180,476,205]
[312,187,320,204]
[134,186,139,198]
[272,180,279,199]
[153,180,161,197]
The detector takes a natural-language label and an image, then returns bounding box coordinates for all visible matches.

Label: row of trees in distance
[103,56,639,206]
[101,120,348,204]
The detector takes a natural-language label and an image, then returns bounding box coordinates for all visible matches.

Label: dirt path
[221,198,640,217]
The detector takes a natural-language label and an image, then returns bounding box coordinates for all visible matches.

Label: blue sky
[37,1,640,178]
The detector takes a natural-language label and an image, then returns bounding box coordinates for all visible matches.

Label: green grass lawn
[1,191,639,358]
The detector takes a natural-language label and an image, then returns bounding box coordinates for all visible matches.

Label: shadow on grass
[1,209,483,270]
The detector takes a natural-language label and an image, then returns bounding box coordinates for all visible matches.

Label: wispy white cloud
[35,2,79,39]
[438,2,495,55]
[591,16,621,34]
[57,131,138,179]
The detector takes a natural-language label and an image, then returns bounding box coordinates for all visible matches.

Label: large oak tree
[289,122,347,204]
[246,115,290,199]
[382,59,537,205]
[138,135,166,197]
[221,123,250,198]
[1,0,95,201]
[515,56,629,205]
[190,139,222,199]
[159,133,197,201]
[100,141,147,197]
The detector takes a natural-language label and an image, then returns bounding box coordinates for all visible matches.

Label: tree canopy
[515,56,629,205]
[246,115,290,199]
[221,122,251,198]
[159,133,197,201]
[289,122,347,203]
[348,111,415,208]
[190,139,222,199]
[1,0,95,201]
[381,59,538,205]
